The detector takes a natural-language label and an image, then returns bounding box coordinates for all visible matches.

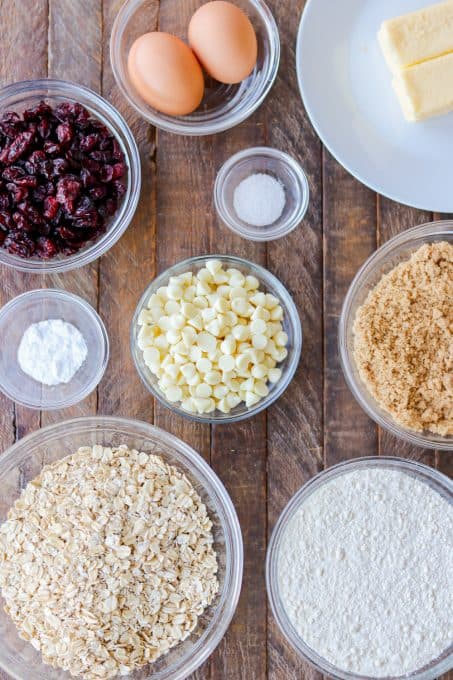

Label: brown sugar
[353,241,453,436]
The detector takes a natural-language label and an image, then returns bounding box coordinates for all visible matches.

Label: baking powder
[278,468,453,676]
[18,319,88,386]
[233,173,286,226]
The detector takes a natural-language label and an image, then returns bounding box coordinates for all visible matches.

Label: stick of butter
[392,51,453,121]
[378,0,453,73]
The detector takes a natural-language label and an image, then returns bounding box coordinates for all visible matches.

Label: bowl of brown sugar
[339,221,452,451]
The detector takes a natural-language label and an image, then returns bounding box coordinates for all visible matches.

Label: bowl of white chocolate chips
[132,255,302,422]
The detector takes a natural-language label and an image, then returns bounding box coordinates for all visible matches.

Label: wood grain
[323,152,378,465]
[41,0,102,427]
[264,1,323,678]
[0,0,48,449]
[98,0,157,422]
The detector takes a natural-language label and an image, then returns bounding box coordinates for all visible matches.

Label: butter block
[392,51,453,121]
[378,0,453,73]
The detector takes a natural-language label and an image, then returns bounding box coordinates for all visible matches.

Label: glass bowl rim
[0,77,141,273]
[213,146,310,242]
[266,456,453,680]
[0,288,109,410]
[338,220,453,451]
[0,415,244,680]
[110,0,280,136]
[130,253,303,424]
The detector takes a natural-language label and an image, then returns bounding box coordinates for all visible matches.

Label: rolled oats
[0,445,219,679]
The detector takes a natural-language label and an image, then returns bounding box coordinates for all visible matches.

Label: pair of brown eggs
[128,1,258,116]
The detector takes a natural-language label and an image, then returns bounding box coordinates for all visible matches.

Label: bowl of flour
[266,457,453,680]
[0,289,109,410]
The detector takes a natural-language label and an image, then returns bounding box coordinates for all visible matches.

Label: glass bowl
[214,147,309,241]
[0,78,141,273]
[110,0,280,136]
[0,416,243,680]
[131,254,302,423]
[0,289,109,410]
[266,456,453,680]
[339,221,453,451]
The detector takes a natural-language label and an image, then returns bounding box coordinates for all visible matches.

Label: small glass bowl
[0,78,141,273]
[110,0,280,136]
[266,456,453,680]
[214,147,309,241]
[131,254,302,423]
[0,416,244,680]
[0,289,109,410]
[339,221,453,451]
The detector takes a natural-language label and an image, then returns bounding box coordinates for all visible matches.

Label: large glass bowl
[266,457,453,680]
[0,416,243,680]
[339,221,453,451]
[110,0,280,136]
[0,79,141,273]
[131,254,303,424]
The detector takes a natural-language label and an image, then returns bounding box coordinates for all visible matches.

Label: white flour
[278,468,453,676]
[18,319,88,386]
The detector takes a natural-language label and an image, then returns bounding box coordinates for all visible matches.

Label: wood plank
[264,0,324,677]
[376,198,435,466]
[97,0,157,422]
[0,0,48,448]
[0,9,47,680]
[41,0,103,427]
[208,123,267,680]
[322,153,378,464]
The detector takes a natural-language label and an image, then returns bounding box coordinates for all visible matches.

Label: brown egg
[128,32,205,116]
[189,1,258,84]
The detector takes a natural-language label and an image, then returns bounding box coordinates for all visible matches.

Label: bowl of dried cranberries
[0,79,141,272]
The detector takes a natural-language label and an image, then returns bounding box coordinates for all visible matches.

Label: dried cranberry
[113,180,127,198]
[4,230,35,257]
[23,101,52,121]
[32,185,47,203]
[0,131,34,165]
[0,192,9,210]
[13,211,32,232]
[43,196,60,220]
[51,158,68,176]
[56,176,81,213]
[37,118,52,139]
[43,141,61,156]
[79,133,99,153]
[25,150,47,174]
[36,236,58,258]
[99,165,114,183]
[2,166,25,182]
[0,211,14,230]
[57,123,74,144]
[7,183,28,204]
[88,185,107,201]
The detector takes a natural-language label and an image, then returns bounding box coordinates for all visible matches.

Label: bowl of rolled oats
[0,416,243,680]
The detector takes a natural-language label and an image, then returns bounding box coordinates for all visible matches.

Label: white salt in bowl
[266,457,453,680]
[0,289,109,410]
[214,147,309,241]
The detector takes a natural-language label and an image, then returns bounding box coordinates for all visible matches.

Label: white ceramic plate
[296,0,453,212]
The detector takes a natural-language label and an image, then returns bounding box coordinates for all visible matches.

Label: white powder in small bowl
[18,319,88,386]
[233,173,286,227]
[278,468,453,677]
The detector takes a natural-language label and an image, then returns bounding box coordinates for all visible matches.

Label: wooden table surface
[0,2,451,679]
